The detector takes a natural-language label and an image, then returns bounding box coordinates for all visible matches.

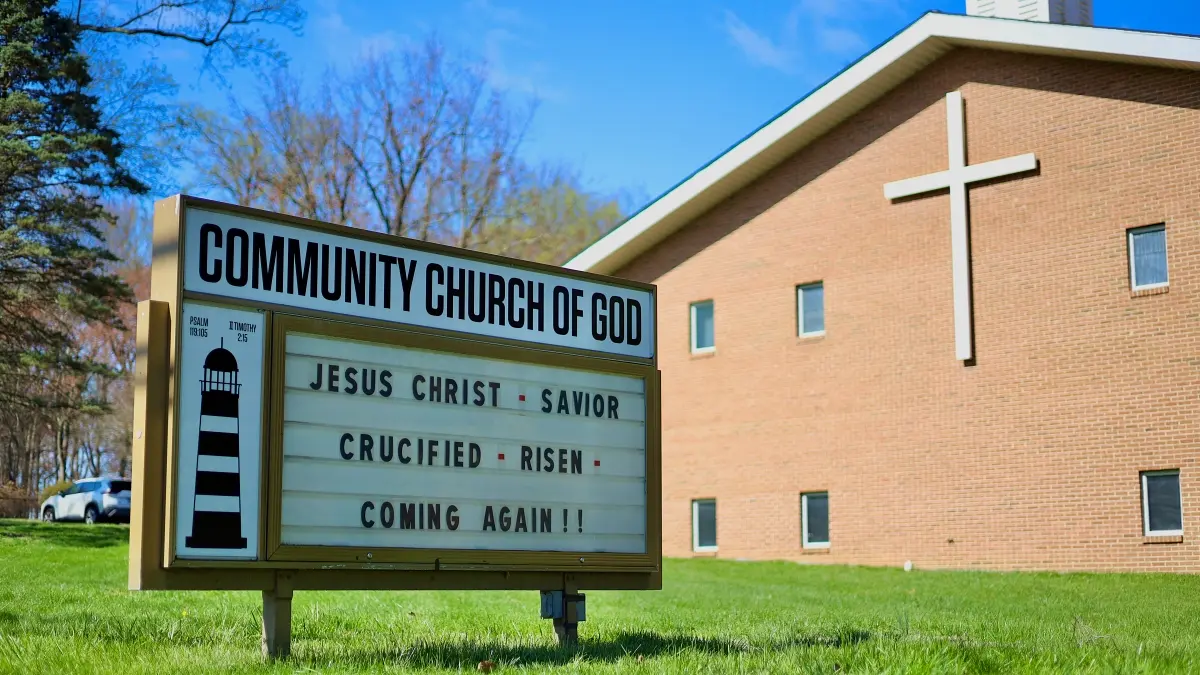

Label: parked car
[40,477,131,524]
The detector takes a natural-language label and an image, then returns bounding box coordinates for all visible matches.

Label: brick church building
[567,2,1200,572]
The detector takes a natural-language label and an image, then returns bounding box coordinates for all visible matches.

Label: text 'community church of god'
[568,0,1200,573]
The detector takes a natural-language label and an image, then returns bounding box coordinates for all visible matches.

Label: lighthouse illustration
[186,339,247,549]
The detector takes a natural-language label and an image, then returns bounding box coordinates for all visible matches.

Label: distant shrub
[39,480,74,504]
[0,482,37,519]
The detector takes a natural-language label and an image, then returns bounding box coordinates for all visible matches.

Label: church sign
[130,195,660,654]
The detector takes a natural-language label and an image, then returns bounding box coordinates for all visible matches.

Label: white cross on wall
[883,91,1038,362]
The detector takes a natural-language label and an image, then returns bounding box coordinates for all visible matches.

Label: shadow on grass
[0,519,129,548]
[291,628,873,668]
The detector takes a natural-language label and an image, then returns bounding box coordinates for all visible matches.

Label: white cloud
[722,10,798,73]
[465,0,524,25]
[817,26,868,55]
[482,28,565,101]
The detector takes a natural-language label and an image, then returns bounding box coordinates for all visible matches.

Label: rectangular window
[692,499,717,552]
[1129,225,1168,290]
[1142,470,1182,536]
[690,300,715,353]
[801,492,829,548]
[797,282,824,336]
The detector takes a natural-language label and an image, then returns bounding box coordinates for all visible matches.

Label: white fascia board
[565,13,1200,274]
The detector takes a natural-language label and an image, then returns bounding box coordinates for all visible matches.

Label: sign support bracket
[262,572,294,659]
[541,577,585,647]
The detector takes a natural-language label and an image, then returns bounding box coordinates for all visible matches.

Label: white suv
[40,477,132,524]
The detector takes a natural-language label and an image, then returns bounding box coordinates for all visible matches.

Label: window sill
[1143,534,1183,545]
[797,332,825,343]
[1132,285,1169,298]
[689,349,717,360]
[692,549,718,557]
[801,546,831,555]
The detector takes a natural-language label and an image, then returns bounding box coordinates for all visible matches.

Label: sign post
[130,195,660,656]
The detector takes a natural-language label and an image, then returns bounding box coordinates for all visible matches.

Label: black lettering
[309,363,323,390]
[593,394,603,417]
[627,299,643,346]
[573,391,586,415]
[381,502,394,528]
[521,445,533,471]
[345,248,366,304]
[453,441,464,467]
[469,442,481,468]
[380,370,393,397]
[362,369,376,396]
[430,376,442,402]
[489,382,500,407]
[359,434,373,461]
[508,277,525,328]
[482,505,495,531]
[344,367,358,395]
[552,285,570,335]
[499,506,511,532]
[428,439,438,465]
[447,267,466,319]
[558,448,567,473]
[380,435,394,462]
[399,503,415,529]
[541,389,552,413]
[445,378,458,405]
[571,288,584,337]
[327,364,340,392]
[397,258,417,311]
[321,245,343,301]
[488,274,505,326]
[610,297,626,342]
[448,505,460,530]
[540,508,551,533]
[361,501,375,528]
[426,263,445,316]
[515,508,527,532]
[413,375,426,401]
[473,381,485,406]
[226,228,249,287]
[608,395,619,419]
[557,391,568,414]
[571,449,582,474]
[252,233,284,291]
[427,503,441,530]
[528,281,544,332]
[399,438,412,464]
[379,254,396,309]
[591,293,607,340]
[468,271,486,323]
[199,223,222,282]
[369,252,378,306]
[542,447,554,472]
[287,239,318,297]
[340,433,353,460]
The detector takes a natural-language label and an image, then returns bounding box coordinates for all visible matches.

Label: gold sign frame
[130,195,661,592]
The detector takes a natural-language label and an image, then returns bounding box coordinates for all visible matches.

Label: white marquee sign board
[132,196,660,594]
[279,333,647,554]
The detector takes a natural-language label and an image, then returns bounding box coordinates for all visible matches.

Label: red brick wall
[616,49,1200,572]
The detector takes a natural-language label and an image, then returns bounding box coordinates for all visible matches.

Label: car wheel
[42,507,55,523]
[84,505,98,525]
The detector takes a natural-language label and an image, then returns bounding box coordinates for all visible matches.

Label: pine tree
[0,0,146,409]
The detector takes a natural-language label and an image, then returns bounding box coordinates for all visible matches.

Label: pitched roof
[564,12,1200,275]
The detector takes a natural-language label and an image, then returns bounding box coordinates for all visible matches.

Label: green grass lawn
[2,520,1199,674]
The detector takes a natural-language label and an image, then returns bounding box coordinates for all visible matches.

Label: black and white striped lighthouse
[186,340,247,549]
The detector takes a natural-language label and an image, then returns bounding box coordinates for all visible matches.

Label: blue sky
[161,0,1200,206]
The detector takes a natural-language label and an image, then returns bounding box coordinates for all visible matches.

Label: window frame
[1128,224,1168,291]
[1141,469,1183,537]
[691,498,717,552]
[689,300,715,354]
[796,282,825,337]
[801,491,830,549]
